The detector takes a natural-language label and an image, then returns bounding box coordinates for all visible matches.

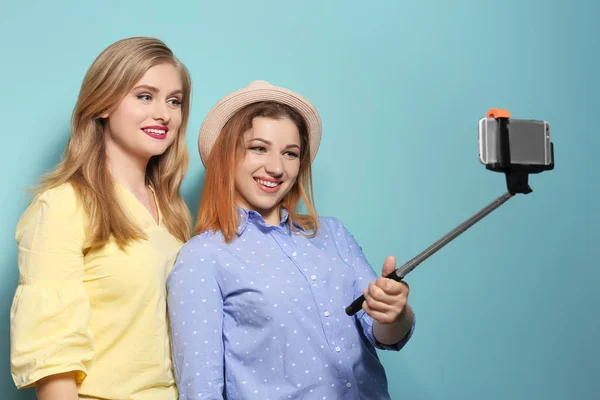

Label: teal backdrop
[1,1,597,399]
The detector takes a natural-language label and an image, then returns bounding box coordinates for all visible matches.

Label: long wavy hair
[33,36,193,250]
[195,101,318,243]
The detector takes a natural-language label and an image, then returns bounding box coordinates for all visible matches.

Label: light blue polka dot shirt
[167,208,415,400]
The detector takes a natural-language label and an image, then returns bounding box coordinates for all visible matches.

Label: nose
[264,152,284,178]
[153,101,171,124]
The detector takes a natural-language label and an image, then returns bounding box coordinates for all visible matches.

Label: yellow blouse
[10,182,182,400]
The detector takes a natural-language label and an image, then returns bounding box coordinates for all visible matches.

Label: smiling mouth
[254,178,282,188]
[142,128,167,136]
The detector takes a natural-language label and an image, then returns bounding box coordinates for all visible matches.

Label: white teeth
[144,128,166,135]
[256,179,278,188]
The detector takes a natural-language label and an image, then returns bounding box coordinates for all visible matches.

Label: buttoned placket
[266,225,358,397]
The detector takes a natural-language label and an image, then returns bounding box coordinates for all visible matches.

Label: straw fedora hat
[197,80,322,166]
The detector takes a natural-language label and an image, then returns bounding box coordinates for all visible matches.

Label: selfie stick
[345,108,554,316]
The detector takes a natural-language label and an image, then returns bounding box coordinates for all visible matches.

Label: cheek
[108,115,131,138]
[109,103,145,133]
[234,161,252,186]
[286,161,301,180]
[170,109,183,128]
[238,155,263,175]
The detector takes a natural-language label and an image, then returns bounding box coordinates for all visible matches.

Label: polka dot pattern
[167,208,414,399]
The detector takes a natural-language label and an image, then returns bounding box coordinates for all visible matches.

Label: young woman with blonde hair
[167,81,416,400]
[10,36,192,400]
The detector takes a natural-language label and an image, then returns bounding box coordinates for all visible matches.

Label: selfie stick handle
[345,191,514,316]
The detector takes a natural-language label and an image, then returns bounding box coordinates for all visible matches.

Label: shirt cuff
[361,310,416,352]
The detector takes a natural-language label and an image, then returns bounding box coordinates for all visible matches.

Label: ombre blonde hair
[195,101,318,243]
[33,36,192,249]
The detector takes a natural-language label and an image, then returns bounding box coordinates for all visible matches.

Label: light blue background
[1,1,597,399]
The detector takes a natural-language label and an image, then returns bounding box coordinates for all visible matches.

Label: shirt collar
[236,207,305,235]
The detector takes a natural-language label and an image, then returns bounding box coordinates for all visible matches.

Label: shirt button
[324,311,330,317]
[311,275,316,281]
[346,382,352,388]
[335,346,341,352]
[292,251,297,257]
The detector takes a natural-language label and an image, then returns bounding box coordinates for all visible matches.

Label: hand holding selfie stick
[345,108,555,316]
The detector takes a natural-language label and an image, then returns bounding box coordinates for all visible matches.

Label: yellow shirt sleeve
[10,183,94,389]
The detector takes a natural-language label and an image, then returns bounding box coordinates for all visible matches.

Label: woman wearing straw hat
[167,80,415,399]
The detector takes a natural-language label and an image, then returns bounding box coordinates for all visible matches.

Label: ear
[100,112,109,119]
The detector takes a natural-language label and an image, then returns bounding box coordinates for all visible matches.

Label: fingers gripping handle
[344,271,404,315]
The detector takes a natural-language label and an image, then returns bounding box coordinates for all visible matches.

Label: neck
[260,207,281,226]
[105,137,149,193]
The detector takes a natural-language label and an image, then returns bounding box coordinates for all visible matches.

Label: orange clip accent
[486,108,511,118]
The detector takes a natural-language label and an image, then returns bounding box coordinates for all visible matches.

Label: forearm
[36,372,79,400]
[373,304,415,345]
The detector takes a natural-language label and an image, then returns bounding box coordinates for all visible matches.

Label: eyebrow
[133,84,183,96]
[249,138,300,150]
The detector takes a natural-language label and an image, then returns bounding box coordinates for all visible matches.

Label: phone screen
[506,119,550,165]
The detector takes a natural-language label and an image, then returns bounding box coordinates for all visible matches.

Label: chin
[246,196,282,212]
[253,202,280,212]
[144,144,172,158]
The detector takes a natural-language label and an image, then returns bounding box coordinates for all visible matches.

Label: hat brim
[198,82,322,166]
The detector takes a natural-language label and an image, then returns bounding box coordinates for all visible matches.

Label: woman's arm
[36,372,79,400]
[330,218,416,350]
[372,303,415,345]
[10,185,93,391]
[167,237,225,400]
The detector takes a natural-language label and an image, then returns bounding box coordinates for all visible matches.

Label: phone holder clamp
[485,108,555,195]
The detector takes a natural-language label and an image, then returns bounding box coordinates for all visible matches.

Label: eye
[284,151,299,158]
[250,146,267,153]
[136,94,152,101]
[168,98,182,106]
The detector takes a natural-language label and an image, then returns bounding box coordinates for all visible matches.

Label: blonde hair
[195,101,318,243]
[34,36,192,250]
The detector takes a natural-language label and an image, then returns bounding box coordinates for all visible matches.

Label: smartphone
[478,117,553,167]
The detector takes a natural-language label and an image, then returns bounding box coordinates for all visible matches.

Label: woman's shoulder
[168,230,226,283]
[16,182,86,240]
[310,216,364,247]
[178,229,226,254]
[20,182,86,218]
[316,215,349,235]
[35,182,82,211]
